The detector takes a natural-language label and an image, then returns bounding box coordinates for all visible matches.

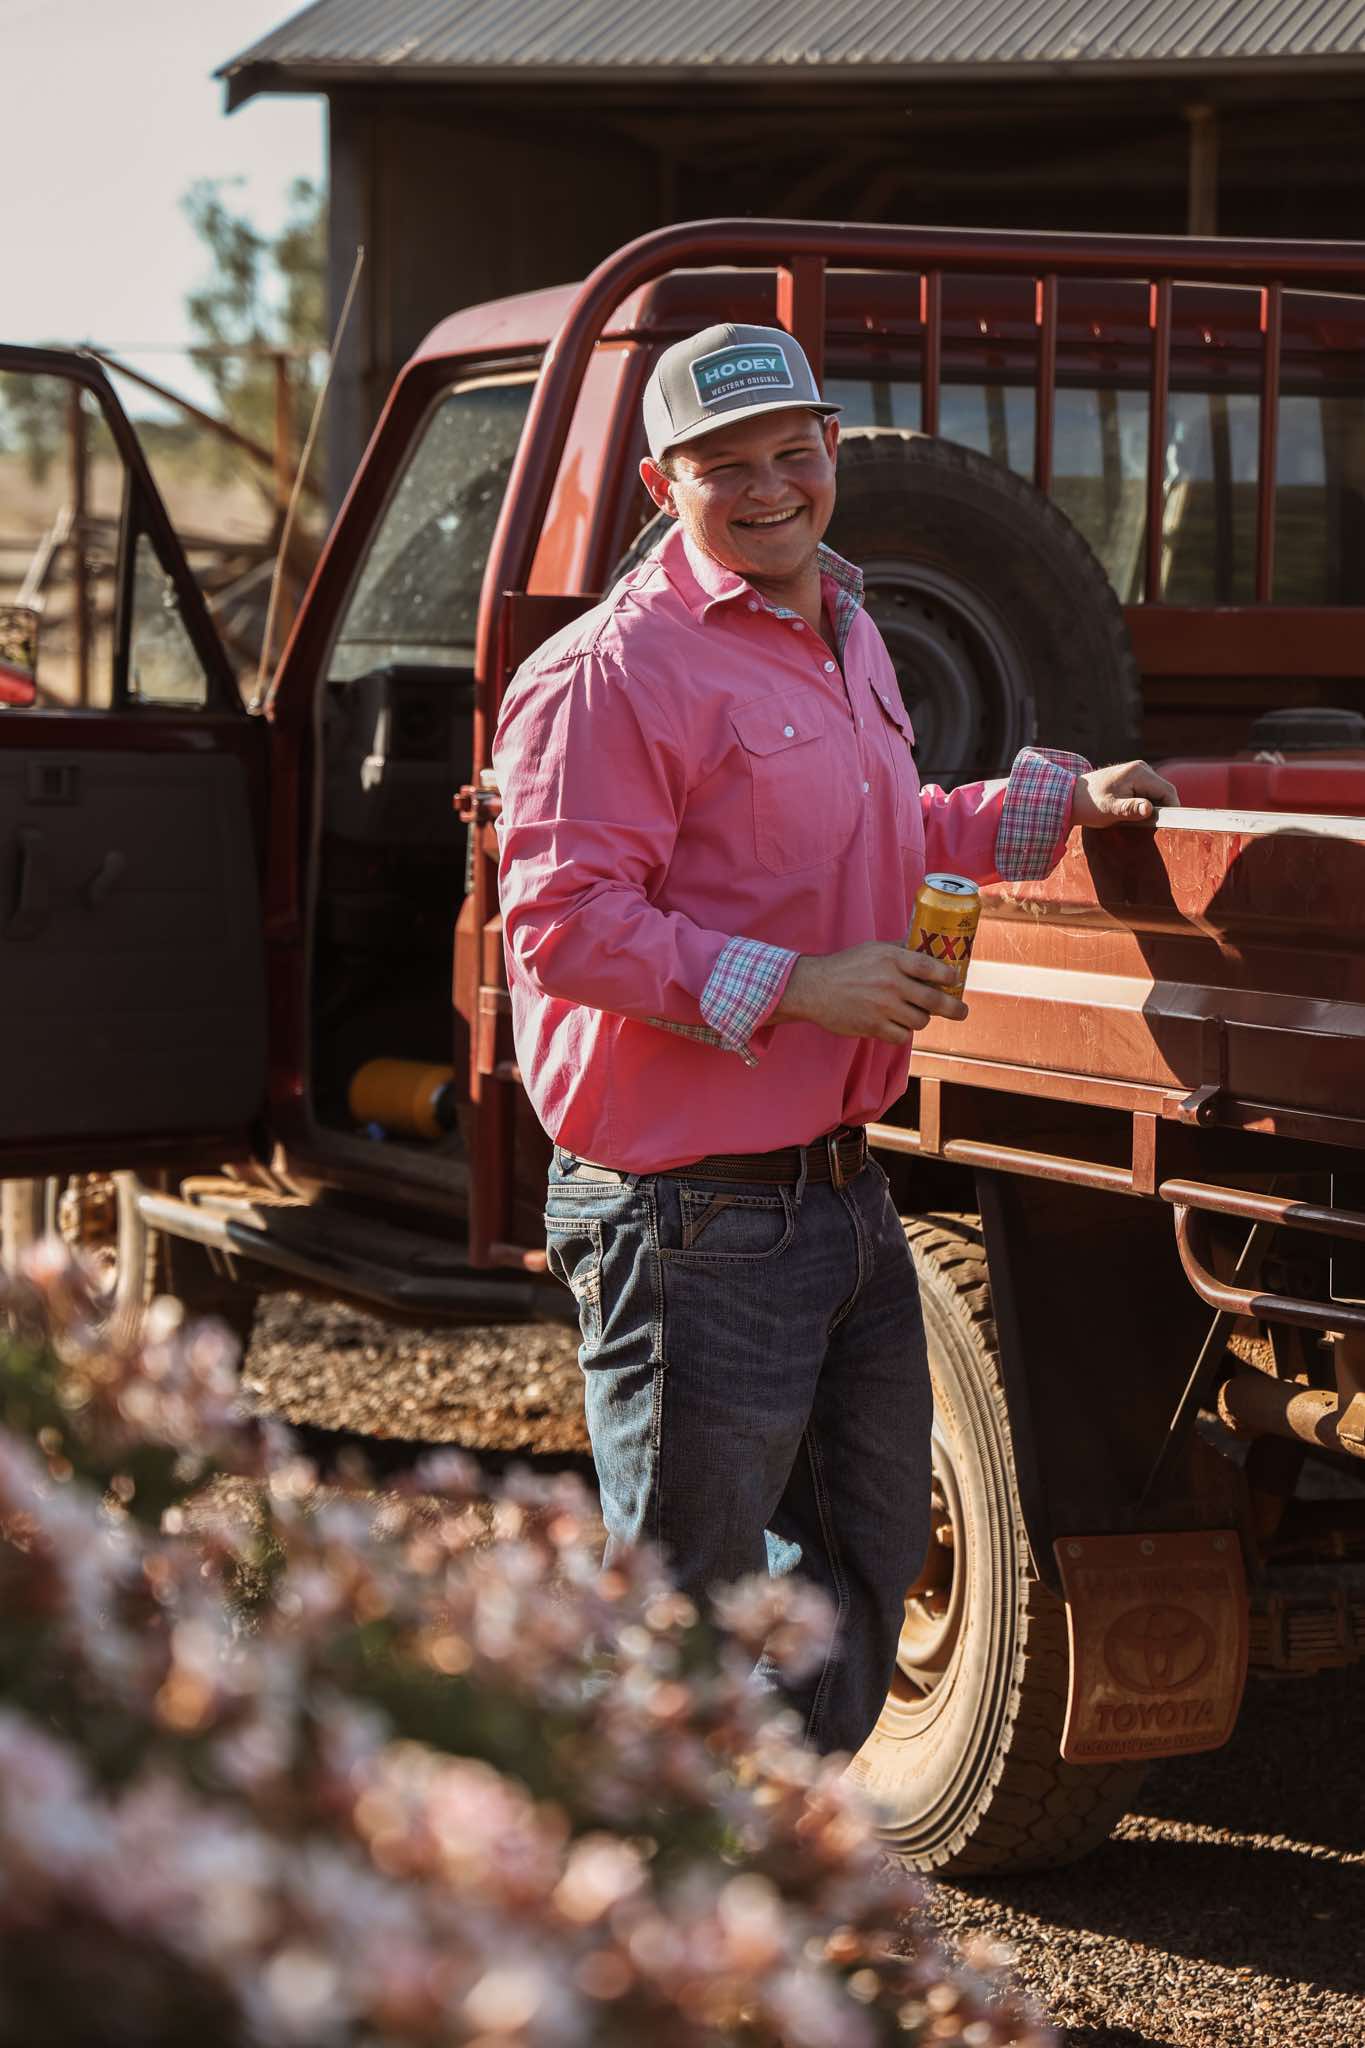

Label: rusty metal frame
[1169,1200,1365,1337]
[465,217,1365,1267]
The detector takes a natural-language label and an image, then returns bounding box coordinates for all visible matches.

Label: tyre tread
[882,1214,1143,1875]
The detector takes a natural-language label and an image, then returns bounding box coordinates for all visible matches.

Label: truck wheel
[0,1174,257,1359]
[828,432,1140,784]
[613,429,1140,786]
[854,1214,1144,1875]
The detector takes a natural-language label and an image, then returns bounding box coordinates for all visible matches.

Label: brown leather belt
[577,1126,869,1191]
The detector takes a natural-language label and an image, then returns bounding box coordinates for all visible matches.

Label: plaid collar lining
[769,544,864,664]
[668,526,866,663]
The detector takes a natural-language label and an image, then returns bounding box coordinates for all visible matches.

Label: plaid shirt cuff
[701,937,798,1056]
[995,747,1091,881]
[649,938,796,1067]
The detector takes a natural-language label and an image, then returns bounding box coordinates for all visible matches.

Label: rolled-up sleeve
[494,649,791,1053]
[917,745,1089,889]
[994,746,1089,880]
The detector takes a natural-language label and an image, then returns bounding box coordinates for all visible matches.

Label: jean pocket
[544,1212,604,1348]
[661,1181,795,1262]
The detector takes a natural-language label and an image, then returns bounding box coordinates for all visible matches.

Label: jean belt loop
[827,1128,849,1192]
[793,1144,810,1211]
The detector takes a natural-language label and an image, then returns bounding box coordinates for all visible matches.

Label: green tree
[0,368,72,484]
[182,175,326,492]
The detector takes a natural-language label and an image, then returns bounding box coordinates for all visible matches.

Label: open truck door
[0,348,267,1214]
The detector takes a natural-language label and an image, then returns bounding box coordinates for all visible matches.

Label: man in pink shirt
[494,323,1175,1754]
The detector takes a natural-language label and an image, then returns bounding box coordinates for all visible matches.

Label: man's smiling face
[640,407,840,594]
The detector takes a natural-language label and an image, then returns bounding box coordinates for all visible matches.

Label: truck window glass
[329,375,535,681]
[1160,391,1259,604]
[0,371,122,708]
[1051,386,1151,601]
[826,375,1036,475]
[826,372,1365,607]
[127,532,210,706]
[1275,393,1365,603]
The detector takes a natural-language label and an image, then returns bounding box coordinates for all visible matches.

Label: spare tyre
[613,429,1141,787]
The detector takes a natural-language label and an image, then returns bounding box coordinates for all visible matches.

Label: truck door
[0,348,267,1179]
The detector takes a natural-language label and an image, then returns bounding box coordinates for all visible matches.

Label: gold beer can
[906,873,981,999]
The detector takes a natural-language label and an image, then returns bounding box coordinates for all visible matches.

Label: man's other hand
[1072,759,1179,827]
[775,943,967,1044]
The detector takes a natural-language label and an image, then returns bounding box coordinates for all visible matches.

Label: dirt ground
[243,1292,1365,2048]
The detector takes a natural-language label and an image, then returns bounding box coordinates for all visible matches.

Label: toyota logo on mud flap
[1102,1604,1215,1694]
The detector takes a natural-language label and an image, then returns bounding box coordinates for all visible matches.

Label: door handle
[5,826,49,939]
[84,849,125,908]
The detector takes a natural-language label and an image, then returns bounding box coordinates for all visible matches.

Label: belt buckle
[826,1129,849,1191]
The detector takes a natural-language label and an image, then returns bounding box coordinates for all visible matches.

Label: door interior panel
[1,747,266,1146]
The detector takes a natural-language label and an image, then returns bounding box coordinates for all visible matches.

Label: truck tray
[911,804,1365,1148]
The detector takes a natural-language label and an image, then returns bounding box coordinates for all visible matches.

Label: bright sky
[1,0,323,411]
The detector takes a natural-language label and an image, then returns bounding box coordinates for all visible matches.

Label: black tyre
[853,1214,1144,1875]
[613,429,1141,787]
[1,1173,258,1358]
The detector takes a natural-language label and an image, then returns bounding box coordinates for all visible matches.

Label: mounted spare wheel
[614,429,1141,786]
[1,1174,257,1356]
[853,1215,1145,1875]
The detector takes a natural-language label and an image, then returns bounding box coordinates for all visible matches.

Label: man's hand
[774,943,967,1044]
[1072,759,1179,828]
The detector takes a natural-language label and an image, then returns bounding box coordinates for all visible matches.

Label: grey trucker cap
[643,322,840,463]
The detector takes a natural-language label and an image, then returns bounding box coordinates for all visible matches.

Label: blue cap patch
[689,343,795,408]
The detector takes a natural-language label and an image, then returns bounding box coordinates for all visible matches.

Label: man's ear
[823,416,840,464]
[639,456,677,516]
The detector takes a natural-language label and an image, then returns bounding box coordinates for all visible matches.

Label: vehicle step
[137,1188,563,1323]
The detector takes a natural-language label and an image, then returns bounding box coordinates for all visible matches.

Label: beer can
[906,873,981,999]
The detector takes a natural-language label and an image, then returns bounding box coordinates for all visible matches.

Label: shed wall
[323,86,1365,498]
[327,99,659,499]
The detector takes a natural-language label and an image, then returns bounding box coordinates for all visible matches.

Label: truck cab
[3,219,1364,1875]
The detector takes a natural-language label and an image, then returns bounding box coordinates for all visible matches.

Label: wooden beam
[1186,102,1219,235]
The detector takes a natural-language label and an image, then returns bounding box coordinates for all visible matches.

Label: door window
[0,365,220,712]
[127,532,210,706]
[0,371,122,707]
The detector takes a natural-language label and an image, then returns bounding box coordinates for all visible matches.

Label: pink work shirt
[493,524,1081,1172]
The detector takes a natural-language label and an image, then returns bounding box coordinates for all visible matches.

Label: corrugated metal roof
[221,0,1365,90]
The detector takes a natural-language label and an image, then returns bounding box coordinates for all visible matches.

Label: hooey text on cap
[690,344,795,407]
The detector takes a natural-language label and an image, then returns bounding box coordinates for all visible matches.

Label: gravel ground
[244,1290,588,1457]
[243,1294,1365,2048]
[922,1668,1365,2047]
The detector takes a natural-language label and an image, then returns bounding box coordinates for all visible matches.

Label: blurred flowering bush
[0,1243,1053,2048]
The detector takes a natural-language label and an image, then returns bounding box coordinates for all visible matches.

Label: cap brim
[660,398,841,458]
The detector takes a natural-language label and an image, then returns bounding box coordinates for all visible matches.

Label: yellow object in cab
[347,1058,457,1140]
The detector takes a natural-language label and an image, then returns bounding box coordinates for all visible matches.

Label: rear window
[826,373,1365,606]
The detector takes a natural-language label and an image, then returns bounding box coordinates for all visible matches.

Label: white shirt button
[783,724,795,738]
[791,620,804,631]
[823,659,836,673]
[747,599,760,612]
[862,780,870,793]
[859,716,865,728]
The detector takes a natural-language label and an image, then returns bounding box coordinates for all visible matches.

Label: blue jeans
[544,1145,932,1755]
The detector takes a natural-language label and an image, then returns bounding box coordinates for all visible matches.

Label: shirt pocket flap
[871,681,915,746]
[731,696,822,758]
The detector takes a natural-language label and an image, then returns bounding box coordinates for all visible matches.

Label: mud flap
[1054,1530,1249,1763]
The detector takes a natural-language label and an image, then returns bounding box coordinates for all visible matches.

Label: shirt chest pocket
[871,683,923,856]
[731,694,859,876]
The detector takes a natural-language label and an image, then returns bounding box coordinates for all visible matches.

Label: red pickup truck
[3,220,1363,1876]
